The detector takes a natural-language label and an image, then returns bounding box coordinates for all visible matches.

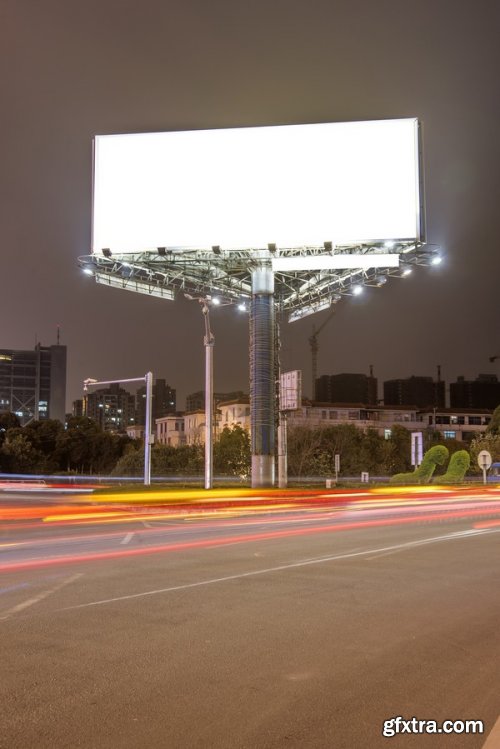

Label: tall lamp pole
[185,295,215,490]
[83,373,154,485]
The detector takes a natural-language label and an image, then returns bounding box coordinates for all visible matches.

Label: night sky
[2,0,500,411]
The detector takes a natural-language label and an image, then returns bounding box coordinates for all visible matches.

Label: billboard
[92,118,423,253]
[280,370,302,411]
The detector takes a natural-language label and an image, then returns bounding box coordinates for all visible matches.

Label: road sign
[478,450,492,470]
[411,431,423,467]
[478,450,492,485]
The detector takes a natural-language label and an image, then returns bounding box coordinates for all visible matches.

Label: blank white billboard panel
[92,119,422,253]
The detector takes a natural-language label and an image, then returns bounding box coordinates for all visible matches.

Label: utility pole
[202,301,214,490]
[185,294,215,490]
[83,373,154,485]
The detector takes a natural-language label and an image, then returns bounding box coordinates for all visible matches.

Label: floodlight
[375,275,387,286]
[83,267,94,276]
[401,266,413,277]
[352,285,363,295]
[385,240,395,249]
[238,302,247,312]
[431,256,442,266]
[212,297,221,305]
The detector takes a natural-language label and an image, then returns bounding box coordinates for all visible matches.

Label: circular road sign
[477,450,492,470]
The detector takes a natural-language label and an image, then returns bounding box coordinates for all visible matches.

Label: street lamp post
[83,373,154,485]
[185,295,215,490]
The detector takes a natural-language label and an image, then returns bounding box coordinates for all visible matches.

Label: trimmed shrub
[438,450,470,484]
[390,444,449,485]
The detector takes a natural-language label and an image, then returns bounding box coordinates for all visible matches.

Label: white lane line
[482,716,500,748]
[121,532,135,545]
[62,528,500,612]
[0,573,83,621]
[365,528,489,560]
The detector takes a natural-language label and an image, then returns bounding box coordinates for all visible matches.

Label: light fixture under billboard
[92,118,423,253]
[271,253,400,273]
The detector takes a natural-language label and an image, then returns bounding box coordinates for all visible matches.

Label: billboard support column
[250,259,275,488]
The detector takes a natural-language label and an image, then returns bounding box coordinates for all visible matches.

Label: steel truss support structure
[79,242,439,488]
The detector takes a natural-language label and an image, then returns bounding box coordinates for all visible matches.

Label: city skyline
[2,1,499,413]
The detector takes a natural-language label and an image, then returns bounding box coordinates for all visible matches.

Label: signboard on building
[92,119,423,253]
[280,370,302,411]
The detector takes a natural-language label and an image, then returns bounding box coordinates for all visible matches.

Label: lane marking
[482,716,500,748]
[0,573,83,621]
[62,528,497,612]
[365,528,489,560]
[121,532,135,545]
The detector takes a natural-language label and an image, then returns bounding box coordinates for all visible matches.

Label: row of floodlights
[96,240,422,257]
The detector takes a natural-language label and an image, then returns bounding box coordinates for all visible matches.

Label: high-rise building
[450,374,500,410]
[136,378,176,425]
[383,376,445,408]
[83,383,136,432]
[315,374,378,405]
[0,344,67,425]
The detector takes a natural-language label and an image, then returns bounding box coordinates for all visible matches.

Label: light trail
[1,502,500,573]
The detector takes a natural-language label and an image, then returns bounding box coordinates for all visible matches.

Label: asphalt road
[0,488,499,748]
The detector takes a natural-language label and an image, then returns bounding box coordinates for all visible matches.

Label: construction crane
[309,308,336,401]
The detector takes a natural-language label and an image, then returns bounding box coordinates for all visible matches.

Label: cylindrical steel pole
[205,338,214,489]
[250,259,275,488]
[277,412,287,488]
[144,371,153,485]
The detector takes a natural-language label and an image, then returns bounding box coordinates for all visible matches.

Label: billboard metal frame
[80,240,433,323]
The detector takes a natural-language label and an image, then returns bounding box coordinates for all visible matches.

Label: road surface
[0,486,499,748]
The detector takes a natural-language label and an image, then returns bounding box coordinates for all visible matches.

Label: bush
[390,445,449,485]
[438,450,470,484]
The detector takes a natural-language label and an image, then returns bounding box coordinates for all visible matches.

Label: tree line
[1,407,499,479]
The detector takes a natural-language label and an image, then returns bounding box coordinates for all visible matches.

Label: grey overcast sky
[1,0,500,410]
